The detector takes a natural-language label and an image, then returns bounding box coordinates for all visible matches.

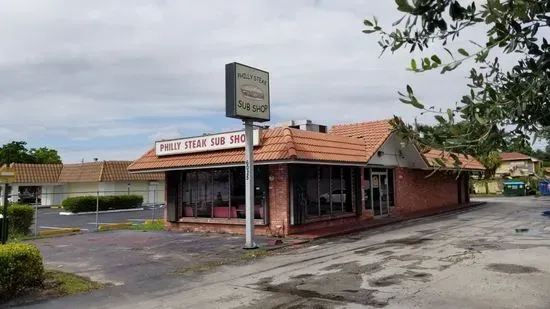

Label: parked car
[320,189,347,204]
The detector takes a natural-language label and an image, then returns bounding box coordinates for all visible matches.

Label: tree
[363,0,550,166]
[0,142,35,165]
[477,151,502,179]
[0,141,62,165]
[29,147,62,164]
[503,136,534,155]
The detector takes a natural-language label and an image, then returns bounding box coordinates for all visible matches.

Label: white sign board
[156,129,261,156]
[226,62,270,122]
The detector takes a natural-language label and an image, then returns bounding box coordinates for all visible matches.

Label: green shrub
[62,195,143,213]
[0,243,44,300]
[7,204,34,235]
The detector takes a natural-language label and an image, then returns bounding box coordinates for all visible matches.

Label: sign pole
[244,120,257,249]
[2,184,8,244]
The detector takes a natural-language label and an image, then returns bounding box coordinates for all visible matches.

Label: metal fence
[1,189,166,238]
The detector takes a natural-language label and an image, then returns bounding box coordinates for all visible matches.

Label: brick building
[129,120,483,237]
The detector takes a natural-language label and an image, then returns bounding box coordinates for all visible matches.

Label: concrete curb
[40,228,81,236]
[59,208,144,216]
[98,223,133,231]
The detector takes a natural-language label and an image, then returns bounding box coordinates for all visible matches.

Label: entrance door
[372,172,389,216]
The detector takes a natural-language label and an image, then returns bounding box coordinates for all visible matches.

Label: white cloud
[0,0,522,160]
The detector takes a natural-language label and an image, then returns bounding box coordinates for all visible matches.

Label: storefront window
[319,166,331,215]
[181,167,268,220]
[292,164,357,223]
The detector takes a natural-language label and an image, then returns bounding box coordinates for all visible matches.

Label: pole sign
[0,167,16,184]
[225,62,270,122]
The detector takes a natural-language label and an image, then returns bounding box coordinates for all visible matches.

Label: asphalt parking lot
[33,206,163,232]
[18,196,550,309]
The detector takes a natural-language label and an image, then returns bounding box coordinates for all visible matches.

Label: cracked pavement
[16,197,550,309]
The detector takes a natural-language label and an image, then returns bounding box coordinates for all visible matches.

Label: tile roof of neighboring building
[499,152,533,161]
[423,149,485,170]
[6,161,164,184]
[128,127,367,172]
[58,162,103,183]
[7,163,63,183]
[329,119,394,161]
[101,161,164,182]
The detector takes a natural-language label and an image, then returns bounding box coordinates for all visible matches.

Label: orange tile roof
[8,163,63,183]
[499,152,532,161]
[423,149,484,170]
[58,162,103,183]
[128,127,367,172]
[101,161,164,182]
[7,161,164,184]
[329,119,394,161]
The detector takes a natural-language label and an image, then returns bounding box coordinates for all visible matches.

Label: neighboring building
[2,161,165,206]
[496,152,543,177]
[129,119,483,237]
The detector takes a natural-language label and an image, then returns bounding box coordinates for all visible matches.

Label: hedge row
[62,195,144,213]
[7,204,34,235]
[0,243,44,300]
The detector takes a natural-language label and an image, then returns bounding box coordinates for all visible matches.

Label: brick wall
[393,168,460,215]
[268,164,290,236]
[288,215,360,234]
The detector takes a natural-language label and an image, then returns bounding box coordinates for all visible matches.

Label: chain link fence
[1,188,165,238]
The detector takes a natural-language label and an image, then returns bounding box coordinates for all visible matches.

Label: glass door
[371,171,389,216]
[379,174,389,216]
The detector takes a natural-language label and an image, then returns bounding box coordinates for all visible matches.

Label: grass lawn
[2,270,103,306]
[126,219,164,231]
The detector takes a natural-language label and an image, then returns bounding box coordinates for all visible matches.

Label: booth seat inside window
[180,166,268,221]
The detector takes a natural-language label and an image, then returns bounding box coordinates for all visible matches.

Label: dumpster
[540,180,550,196]
[503,181,526,197]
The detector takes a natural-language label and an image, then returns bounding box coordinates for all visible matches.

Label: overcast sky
[0,0,535,163]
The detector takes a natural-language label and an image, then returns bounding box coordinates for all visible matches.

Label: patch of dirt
[486,263,540,274]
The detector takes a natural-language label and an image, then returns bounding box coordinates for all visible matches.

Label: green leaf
[396,0,414,13]
[411,97,425,109]
[434,115,446,124]
[399,98,412,104]
[431,55,442,64]
[447,108,454,121]
[363,19,373,27]
[406,84,413,95]
[362,30,377,34]
[410,59,417,71]
[392,15,406,26]
[443,48,454,59]
[458,48,469,57]
[475,113,486,125]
